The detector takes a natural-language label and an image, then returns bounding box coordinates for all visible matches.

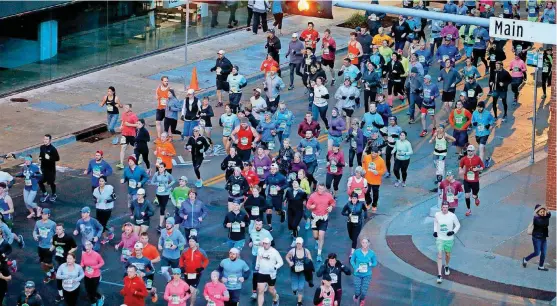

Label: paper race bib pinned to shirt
[468,89,475,98]
[447,192,455,203]
[330,273,338,283]
[171,295,180,304]
[257,167,264,176]
[427,108,435,115]
[160,98,167,106]
[455,117,463,125]
[232,184,240,195]
[39,227,49,238]
[164,239,173,249]
[305,146,313,155]
[270,185,278,195]
[55,246,64,257]
[350,214,359,223]
[231,222,241,233]
[358,263,369,273]
[251,206,260,216]
[228,275,238,285]
[157,184,166,193]
[223,127,232,135]
[25,179,32,186]
[466,171,475,181]
[187,273,197,279]
[418,55,425,63]
[294,262,304,272]
[240,137,248,146]
[107,105,114,112]
[128,179,137,189]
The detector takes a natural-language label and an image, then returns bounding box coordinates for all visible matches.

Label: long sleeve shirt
[328,116,345,137]
[286,40,304,64]
[121,276,148,306]
[75,218,103,247]
[391,140,413,161]
[164,280,191,306]
[150,171,176,196]
[56,263,85,291]
[178,200,208,229]
[39,144,59,172]
[297,120,321,138]
[117,232,139,262]
[438,68,463,92]
[203,282,230,306]
[33,219,56,249]
[434,211,461,240]
[159,229,186,259]
[17,163,41,191]
[80,250,104,278]
[471,110,495,137]
[255,247,283,275]
[350,249,377,277]
[86,159,113,187]
[122,166,149,195]
[297,138,321,163]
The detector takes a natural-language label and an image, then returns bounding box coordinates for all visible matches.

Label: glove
[276,85,281,90]
[196,267,204,273]
[447,231,454,236]
[180,115,185,121]
[349,96,355,100]
[472,122,478,126]
[485,124,491,129]
[433,232,438,238]
[264,87,268,92]
[341,96,347,100]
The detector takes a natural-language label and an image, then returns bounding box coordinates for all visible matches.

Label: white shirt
[434,211,460,241]
[0,171,13,185]
[250,96,267,120]
[313,85,329,108]
[255,246,283,276]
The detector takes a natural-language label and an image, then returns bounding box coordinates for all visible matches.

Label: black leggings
[472,49,488,69]
[85,276,101,303]
[388,80,404,97]
[385,146,394,173]
[156,194,170,215]
[273,13,283,29]
[164,118,180,135]
[348,149,363,168]
[511,77,523,100]
[192,156,204,179]
[347,223,362,249]
[365,184,380,208]
[39,170,56,194]
[246,7,253,27]
[542,72,552,95]
[289,63,303,86]
[492,92,508,118]
[363,90,377,113]
[325,173,342,191]
[96,208,112,234]
[134,147,151,169]
[252,11,268,33]
[393,159,410,182]
[287,205,304,236]
[63,287,80,306]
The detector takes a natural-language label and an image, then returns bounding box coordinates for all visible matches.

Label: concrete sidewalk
[0,7,354,156]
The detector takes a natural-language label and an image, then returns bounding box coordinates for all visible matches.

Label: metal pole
[184,0,190,91]
[532,66,537,163]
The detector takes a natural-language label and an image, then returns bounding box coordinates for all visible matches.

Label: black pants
[325,173,342,191]
[385,146,394,173]
[156,194,170,215]
[287,205,304,234]
[210,5,219,27]
[267,95,280,114]
[252,12,268,34]
[388,80,404,97]
[542,72,551,95]
[273,13,283,29]
[228,2,238,24]
[39,169,56,194]
[347,222,362,249]
[192,155,204,179]
[365,184,380,207]
[364,90,377,113]
[348,149,363,168]
[63,286,80,306]
[393,159,410,182]
[96,208,112,234]
[289,63,303,86]
[85,276,101,303]
[511,77,523,100]
[472,49,488,69]
[134,146,151,169]
[429,37,443,56]
[164,118,180,135]
[246,7,253,27]
[492,91,508,118]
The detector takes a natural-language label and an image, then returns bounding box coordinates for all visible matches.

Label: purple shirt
[253,155,272,180]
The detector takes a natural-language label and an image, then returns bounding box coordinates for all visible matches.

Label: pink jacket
[117,232,139,262]
[163,280,191,306]
[509,59,526,78]
[80,250,104,278]
[440,25,459,46]
[202,282,230,306]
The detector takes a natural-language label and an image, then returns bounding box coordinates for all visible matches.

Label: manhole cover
[10,98,28,102]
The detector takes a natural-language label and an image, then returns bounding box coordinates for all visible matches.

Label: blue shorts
[452,129,469,148]
[328,135,343,146]
[290,272,305,292]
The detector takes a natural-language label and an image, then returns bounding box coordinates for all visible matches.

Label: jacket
[315,260,351,290]
[186,136,210,159]
[165,94,183,120]
[17,290,43,306]
[159,228,186,259]
[328,115,345,137]
[272,109,294,136]
[181,96,200,121]
[39,144,59,172]
[459,24,478,45]
[150,171,175,196]
[489,69,512,91]
[226,74,247,93]
[335,85,359,110]
[210,57,233,81]
[252,0,269,13]
[264,75,285,100]
[178,199,208,229]
[179,247,209,273]
[121,275,148,306]
[265,35,281,56]
[362,154,386,185]
[384,60,404,80]
[122,166,149,195]
[203,282,230,306]
[404,74,424,93]
[220,155,243,179]
[471,110,495,137]
[436,44,460,68]
[286,40,304,64]
[298,120,321,138]
[226,175,249,197]
[531,205,551,238]
[439,68,463,92]
[131,200,155,225]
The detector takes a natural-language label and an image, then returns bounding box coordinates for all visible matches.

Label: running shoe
[360,300,366,306]
[436,275,443,284]
[50,194,58,202]
[384,172,391,178]
[502,115,507,122]
[402,182,406,187]
[195,180,203,188]
[484,157,492,168]
[522,258,527,268]
[153,197,159,206]
[420,130,427,137]
[475,197,480,206]
[280,211,285,223]
[288,85,294,91]
[100,237,110,245]
[465,209,471,216]
[40,193,50,203]
[268,226,273,232]
[111,137,119,145]
[431,128,437,135]
[394,181,400,187]
[9,260,17,273]
[371,207,377,212]
[272,294,280,306]
[409,119,415,124]
[538,266,549,271]
[151,292,158,303]
[251,292,258,299]
[17,235,25,248]
[98,295,106,306]
[116,163,125,169]
[157,226,163,233]
[316,255,323,262]
[216,101,224,107]
[36,207,42,218]
[541,94,547,99]
[444,266,450,276]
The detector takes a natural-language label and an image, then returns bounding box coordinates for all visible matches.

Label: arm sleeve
[452,215,461,234]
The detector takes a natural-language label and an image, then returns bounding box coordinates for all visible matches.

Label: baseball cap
[217,50,225,55]
[267,29,275,34]
[81,207,91,213]
[291,32,298,38]
[179,176,188,181]
[424,74,432,80]
[134,242,144,249]
[24,156,33,162]
[187,88,195,95]
[166,217,175,225]
[137,188,146,195]
[254,88,262,93]
[229,247,240,254]
[446,170,454,177]
[295,237,304,244]
[262,237,271,244]
[96,150,104,156]
[25,281,35,288]
[355,26,361,32]
[42,208,51,215]
[467,144,476,151]
[171,268,182,275]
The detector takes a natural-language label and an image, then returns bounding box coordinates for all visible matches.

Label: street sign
[489,17,556,45]
[163,0,185,9]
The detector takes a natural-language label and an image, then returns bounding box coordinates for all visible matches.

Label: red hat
[128,155,137,164]
[96,150,104,156]
[397,49,403,54]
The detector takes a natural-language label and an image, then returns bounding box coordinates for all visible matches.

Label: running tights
[192,156,203,179]
[84,276,101,303]
[133,147,151,169]
[365,184,380,208]
[385,146,394,173]
[354,275,372,301]
[96,208,112,234]
[348,149,363,168]
[393,159,410,182]
[541,72,551,96]
[347,223,362,249]
[472,49,489,69]
[325,173,342,191]
[491,94,508,118]
[287,205,304,236]
[63,287,80,306]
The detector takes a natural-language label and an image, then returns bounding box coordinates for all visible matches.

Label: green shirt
[171,186,190,208]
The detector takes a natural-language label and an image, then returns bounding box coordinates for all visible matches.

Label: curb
[9,44,350,159]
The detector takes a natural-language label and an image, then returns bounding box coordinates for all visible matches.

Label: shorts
[228,289,241,302]
[328,135,343,146]
[216,80,227,91]
[421,106,435,115]
[463,180,480,195]
[321,58,335,68]
[290,272,305,292]
[160,257,179,269]
[442,91,456,103]
[452,129,468,148]
[436,239,454,253]
[185,273,202,288]
[342,108,354,117]
[228,195,244,203]
[475,135,489,145]
[311,217,328,231]
[122,136,135,146]
[133,218,150,227]
[38,247,53,264]
[156,109,166,121]
[257,273,277,286]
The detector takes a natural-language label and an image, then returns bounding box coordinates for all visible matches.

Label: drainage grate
[74,124,108,142]
[10,98,28,102]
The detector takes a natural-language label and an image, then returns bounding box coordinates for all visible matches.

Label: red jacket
[297,120,321,138]
[120,275,148,306]
[179,247,209,274]
[242,169,260,194]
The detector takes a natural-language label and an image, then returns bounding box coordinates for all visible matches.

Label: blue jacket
[165,95,183,120]
[438,68,463,92]
[541,8,556,23]
[122,166,149,195]
[362,112,384,137]
[264,172,288,197]
[415,49,433,69]
[436,44,460,68]
[341,201,366,226]
[86,159,113,187]
[350,248,378,277]
[16,163,41,191]
[471,110,495,137]
[178,199,208,229]
[347,128,365,153]
[158,228,186,259]
[256,120,278,143]
[150,171,176,196]
[443,2,457,14]
[472,27,489,49]
[272,109,294,137]
[422,83,440,107]
[297,138,320,163]
[376,103,392,126]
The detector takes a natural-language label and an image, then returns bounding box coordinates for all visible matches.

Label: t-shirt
[439,180,463,207]
[142,243,160,261]
[121,111,139,136]
[459,155,484,182]
[53,234,77,260]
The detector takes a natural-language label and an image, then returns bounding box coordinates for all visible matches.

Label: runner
[126,242,157,303]
[384,53,405,107]
[273,103,294,149]
[16,281,43,306]
[169,176,190,231]
[509,53,527,105]
[84,150,113,193]
[220,104,240,154]
[404,67,424,125]
[350,237,378,306]
[298,112,321,139]
[38,134,60,203]
[225,167,249,213]
[438,170,464,213]
[117,104,139,169]
[540,48,553,100]
[139,233,161,301]
[56,253,84,306]
[438,59,462,121]
[325,142,345,198]
[52,223,77,303]
[0,257,10,306]
[391,131,413,187]
[459,145,484,216]
[250,88,267,122]
[347,31,363,67]
[429,125,456,184]
[316,253,351,306]
[15,155,42,219]
[164,89,183,136]
[155,76,171,138]
[264,164,288,230]
[327,108,345,151]
[130,189,155,235]
[362,62,381,113]
[321,29,337,86]
[415,41,432,75]
[285,180,308,239]
[227,65,248,114]
[134,119,151,171]
[263,67,285,113]
[203,270,230,306]
[218,247,250,306]
[210,50,233,108]
[92,176,115,244]
[307,183,336,262]
[231,118,261,162]
[244,186,266,224]
[341,193,366,256]
[248,219,274,299]
[300,22,320,53]
[32,208,56,284]
[99,86,123,144]
[471,24,490,74]
[362,146,386,213]
[150,161,175,229]
[198,97,215,155]
[158,217,186,283]
[73,207,103,251]
[336,79,360,128]
[221,147,244,182]
[459,21,477,61]
[489,61,512,121]
[261,54,280,79]
[256,113,278,153]
[392,15,410,52]
[286,32,304,90]
[471,101,495,167]
[420,75,440,136]
[255,237,283,306]
[178,190,208,239]
[115,222,139,264]
[285,237,313,306]
[254,146,272,182]
[462,75,483,113]
[153,132,176,174]
[361,103,384,143]
[347,119,365,173]
[297,130,321,190]
[121,265,148,306]
[242,162,261,192]
[433,202,461,283]
[449,100,473,158]
[80,240,105,306]
[186,126,211,187]
[224,200,250,250]
[121,155,149,211]
[179,236,209,306]
[163,268,190,305]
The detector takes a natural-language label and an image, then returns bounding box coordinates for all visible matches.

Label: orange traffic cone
[189,67,200,91]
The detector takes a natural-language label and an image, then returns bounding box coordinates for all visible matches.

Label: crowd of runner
[0,0,554,305]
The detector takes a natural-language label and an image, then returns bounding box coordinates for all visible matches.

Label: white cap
[254,88,262,93]
[262,237,271,244]
[217,50,225,55]
[369,14,377,21]
[134,242,144,249]
[137,188,146,195]
[467,144,476,151]
[292,33,298,38]
[229,247,240,254]
[187,88,195,94]
[295,237,304,244]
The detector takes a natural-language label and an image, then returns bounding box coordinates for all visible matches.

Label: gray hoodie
[287,40,304,65]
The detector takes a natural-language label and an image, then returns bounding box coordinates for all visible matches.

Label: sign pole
[531,66,537,164]
[184,0,190,91]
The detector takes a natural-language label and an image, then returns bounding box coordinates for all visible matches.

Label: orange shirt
[362,154,386,185]
[142,243,160,261]
[154,139,176,169]
[156,85,170,110]
[372,34,393,46]
[347,41,361,65]
[260,59,279,74]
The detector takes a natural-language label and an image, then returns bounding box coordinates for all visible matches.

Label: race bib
[477,124,485,131]
[240,137,248,146]
[455,117,463,124]
[368,162,376,171]
[427,108,435,115]
[351,139,357,148]
[25,179,32,186]
[86,266,94,274]
[231,222,241,233]
[187,273,197,279]
[366,126,372,133]
[475,38,481,43]
[171,295,180,305]
[251,206,260,216]
[270,185,278,195]
[387,136,395,143]
[232,184,240,195]
[55,246,64,257]
[466,171,475,181]
[359,263,369,273]
[164,239,173,249]
[223,126,232,135]
[305,58,312,65]
[323,48,330,55]
[157,184,166,193]
[257,167,264,176]
[294,262,304,272]
[354,188,362,195]
[106,105,114,112]
[156,157,163,165]
[468,89,475,98]
[323,297,333,306]
[190,229,198,237]
[330,163,338,173]
[176,197,185,208]
[435,141,446,151]
[268,142,275,150]
[128,179,137,189]
[305,146,313,155]
[207,300,216,306]
[279,122,286,129]
[120,136,127,144]
[160,98,167,106]
[122,248,131,257]
[330,273,338,284]
[513,66,519,72]
[350,214,359,223]
[62,279,74,290]
[418,55,425,63]
[543,66,549,73]
[490,54,496,61]
[136,219,144,225]
[447,192,455,203]
[504,9,510,14]
[39,227,49,238]
[92,167,101,178]
[228,275,238,285]
[529,8,536,14]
